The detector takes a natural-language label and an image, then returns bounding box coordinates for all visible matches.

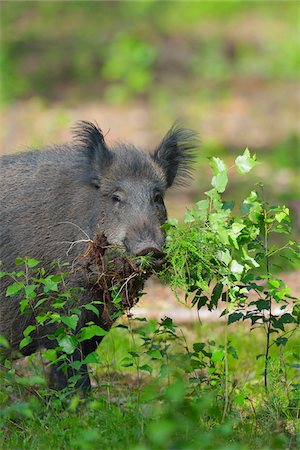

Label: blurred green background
[0,1,299,230]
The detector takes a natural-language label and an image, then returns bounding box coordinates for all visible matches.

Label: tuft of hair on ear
[153,123,199,188]
[72,121,113,187]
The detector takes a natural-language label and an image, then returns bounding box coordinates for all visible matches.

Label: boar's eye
[153,191,163,204]
[112,193,122,203]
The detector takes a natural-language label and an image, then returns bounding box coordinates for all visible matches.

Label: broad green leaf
[196,199,209,221]
[234,392,246,405]
[80,325,107,341]
[228,312,243,324]
[210,157,228,193]
[61,314,79,331]
[211,283,223,306]
[217,250,232,266]
[212,348,225,362]
[15,257,25,265]
[274,337,288,347]
[268,279,280,289]
[25,284,37,298]
[147,349,163,359]
[43,349,57,361]
[24,325,36,337]
[19,336,32,350]
[42,277,59,293]
[184,210,195,224]
[210,157,227,175]
[83,352,100,364]
[230,260,244,275]
[82,304,100,317]
[211,171,228,193]
[0,335,9,348]
[139,364,153,374]
[166,218,178,227]
[235,148,258,174]
[6,282,24,297]
[256,299,270,311]
[231,222,245,235]
[26,258,40,268]
[20,299,29,314]
[34,297,48,309]
[275,207,289,223]
[58,335,78,354]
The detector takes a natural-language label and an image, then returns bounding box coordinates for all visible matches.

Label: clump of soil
[80,233,153,315]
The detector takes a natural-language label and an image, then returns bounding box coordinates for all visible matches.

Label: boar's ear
[73,121,113,187]
[152,124,198,188]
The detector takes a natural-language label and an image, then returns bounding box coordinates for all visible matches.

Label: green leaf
[26,258,40,268]
[139,364,153,374]
[19,336,32,350]
[234,392,246,405]
[210,157,227,175]
[275,207,289,223]
[268,279,281,289]
[292,304,300,319]
[210,157,228,193]
[0,335,9,348]
[193,342,205,353]
[228,312,243,324]
[217,250,232,266]
[274,337,288,347]
[212,348,225,362]
[196,199,209,220]
[43,349,57,361]
[83,352,100,364]
[34,297,48,309]
[6,282,24,297]
[61,314,79,331]
[211,283,223,306]
[24,325,36,338]
[15,257,25,265]
[166,218,178,227]
[235,148,258,174]
[230,260,244,275]
[212,171,228,193]
[256,299,271,311]
[80,325,107,341]
[280,313,295,324]
[58,335,78,354]
[184,209,195,224]
[82,304,100,317]
[20,299,29,314]
[147,349,162,359]
[25,284,37,298]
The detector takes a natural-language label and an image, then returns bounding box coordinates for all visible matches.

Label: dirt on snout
[79,233,153,314]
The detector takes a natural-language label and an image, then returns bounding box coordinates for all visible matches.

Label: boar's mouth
[78,232,159,313]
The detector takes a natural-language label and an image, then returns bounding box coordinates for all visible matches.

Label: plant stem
[263,207,271,393]
[222,321,229,422]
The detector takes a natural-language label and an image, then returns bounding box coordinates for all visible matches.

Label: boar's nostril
[136,247,165,269]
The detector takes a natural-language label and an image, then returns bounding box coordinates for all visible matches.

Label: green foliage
[1,2,298,104]
[160,150,299,396]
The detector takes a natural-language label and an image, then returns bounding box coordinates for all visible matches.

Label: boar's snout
[135,246,165,269]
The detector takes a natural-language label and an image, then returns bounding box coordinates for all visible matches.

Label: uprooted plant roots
[79,233,153,324]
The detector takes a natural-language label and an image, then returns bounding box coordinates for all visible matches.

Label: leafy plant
[159,148,300,393]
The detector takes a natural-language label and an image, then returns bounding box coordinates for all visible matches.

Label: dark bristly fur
[153,123,198,188]
[0,121,198,391]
